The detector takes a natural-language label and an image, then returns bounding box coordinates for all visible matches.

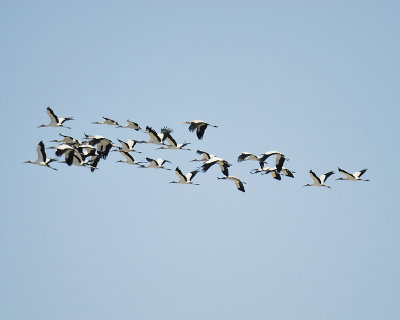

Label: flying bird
[201,157,231,176]
[89,154,101,172]
[50,133,80,146]
[303,170,335,188]
[157,132,191,150]
[182,120,218,140]
[237,152,261,163]
[217,176,246,192]
[83,134,114,159]
[140,126,169,145]
[336,168,369,181]
[38,107,74,129]
[92,117,119,126]
[259,151,288,171]
[190,150,215,162]
[114,139,142,153]
[116,151,143,166]
[250,167,282,180]
[237,152,265,168]
[24,141,58,170]
[47,144,76,166]
[139,157,172,170]
[117,120,142,131]
[170,167,200,185]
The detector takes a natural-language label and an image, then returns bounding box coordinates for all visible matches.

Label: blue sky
[1,1,399,319]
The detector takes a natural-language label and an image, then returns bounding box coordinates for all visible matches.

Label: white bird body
[217,176,245,192]
[38,107,74,129]
[170,167,199,185]
[25,141,58,170]
[182,120,218,140]
[337,168,369,181]
[304,170,335,188]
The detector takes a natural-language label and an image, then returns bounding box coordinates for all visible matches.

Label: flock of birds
[25,107,370,192]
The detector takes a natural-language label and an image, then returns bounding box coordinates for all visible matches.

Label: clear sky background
[1,1,399,319]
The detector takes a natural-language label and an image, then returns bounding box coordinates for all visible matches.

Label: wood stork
[250,167,282,180]
[50,133,80,146]
[237,152,261,163]
[83,134,113,159]
[217,176,246,192]
[304,170,335,188]
[259,151,288,171]
[170,167,200,185]
[114,139,142,153]
[259,151,283,163]
[182,120,218,140]
[96,139,114,159]
[89,154,101,172]
[92,117,119,126]
[190,150,215,162]
[337,168,369,181]
[157,132,191,150]
[75,144,96,160]
[201,157,231,176]
[237,152,265,168]
[139,157,172,170]
[47,144,75,166]
[117,120,142,131]
[24,141,58,170]
[261,167,294,179]
[60,152,91,168]
[140,126,169,145]
[83,133,106,144]
[281,167,295,178]
[116,151,143,166]
[38,107,74,129]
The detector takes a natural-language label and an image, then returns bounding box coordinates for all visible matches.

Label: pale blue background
[1,1,399,319]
